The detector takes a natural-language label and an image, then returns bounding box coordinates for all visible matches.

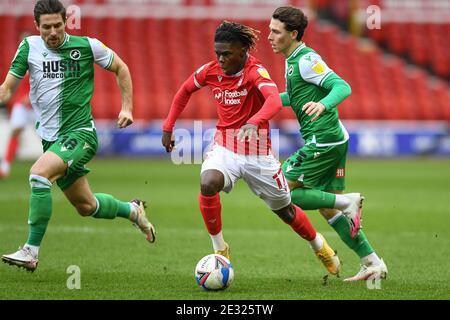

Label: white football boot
[130,199,156,244]
[2,246,39,272]
[344,259,388,282]
[342,193,364,238]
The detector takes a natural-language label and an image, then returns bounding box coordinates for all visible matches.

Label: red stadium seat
[3,14,448,122]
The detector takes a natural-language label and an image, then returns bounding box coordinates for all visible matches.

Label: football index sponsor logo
[213,88,248,105]
[213,88,223,102]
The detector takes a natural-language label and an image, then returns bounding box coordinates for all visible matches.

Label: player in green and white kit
[0,0,155,272]
[269,6,387,281]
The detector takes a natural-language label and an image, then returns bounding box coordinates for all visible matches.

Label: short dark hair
[34,0,66,25]
[272,6,308,41]
[214,21,260,50]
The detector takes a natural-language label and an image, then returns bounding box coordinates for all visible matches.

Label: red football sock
[289,205,317,241]
[5,135,19,163]
[199,193,222,236]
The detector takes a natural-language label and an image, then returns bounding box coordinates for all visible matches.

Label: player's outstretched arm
[318,74,351,111]
[0,74,22,105]
[238,85,282,142]
[162,73,201,152]
[302,75,351,122]
[108,54,134,128]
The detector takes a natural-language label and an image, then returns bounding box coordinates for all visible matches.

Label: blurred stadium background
[0,0,449,300]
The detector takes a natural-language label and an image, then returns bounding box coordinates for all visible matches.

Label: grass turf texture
[0,158,449,300]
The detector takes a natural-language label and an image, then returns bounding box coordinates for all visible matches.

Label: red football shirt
[163,55,282,154]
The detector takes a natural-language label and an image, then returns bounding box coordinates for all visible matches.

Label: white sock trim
[309,233,324,251]
[361,252,382,266]
[128,202,137,221]
[24,244,40,257]
[210,231,226,252]
[91,197,100,217]
[328,212,344,225]
[29,174,52,189]
[334,194,351,210]
[129,202,137,213]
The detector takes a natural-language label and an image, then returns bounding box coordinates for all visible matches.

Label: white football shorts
[201,144,291,211]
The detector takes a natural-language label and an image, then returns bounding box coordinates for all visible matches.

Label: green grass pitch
[0,158,449,300]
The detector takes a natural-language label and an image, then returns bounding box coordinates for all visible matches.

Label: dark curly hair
[214,21,260,50]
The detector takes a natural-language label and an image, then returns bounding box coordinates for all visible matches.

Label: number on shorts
[272,168,288,192]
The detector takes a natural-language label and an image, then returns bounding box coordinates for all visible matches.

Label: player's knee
[29,166,48,178]
[75,202,97,217]
[200,180,221,196]
[273,204,295,224]
[200,171,224,196]
[29,163,58,181]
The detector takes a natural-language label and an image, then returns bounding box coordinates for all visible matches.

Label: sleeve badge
[257,67,271,79]
[311,60,326,74]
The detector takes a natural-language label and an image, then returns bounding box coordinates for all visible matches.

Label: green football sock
[27,187,53,246]
[290,188,336,210]
[330,214,374,258]
[93,193,131,219]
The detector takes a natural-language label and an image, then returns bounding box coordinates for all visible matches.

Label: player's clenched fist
[117,110,134,128]
[162,131,175,152]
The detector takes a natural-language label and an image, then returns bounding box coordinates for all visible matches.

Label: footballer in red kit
[163,54,279,155]
[162,21,341,276]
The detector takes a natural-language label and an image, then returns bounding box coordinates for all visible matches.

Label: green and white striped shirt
[9,33,114,141]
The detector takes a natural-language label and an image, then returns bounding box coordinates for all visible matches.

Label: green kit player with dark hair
[0,0,155,272]
[268,6,387,281]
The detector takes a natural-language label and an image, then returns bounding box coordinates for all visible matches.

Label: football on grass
[194,254,234,290]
